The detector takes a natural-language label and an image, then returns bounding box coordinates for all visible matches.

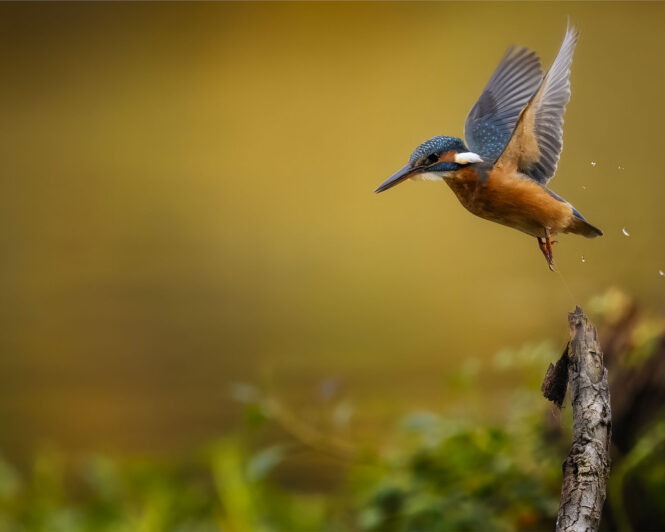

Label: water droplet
[622,227,630,237]
[659,269,664,277]
[618,165,624,171]
[590,161,597,167]
[581,185,587,190]
[581,256,586,263]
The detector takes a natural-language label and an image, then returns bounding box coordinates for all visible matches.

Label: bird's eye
[425,153,439,165]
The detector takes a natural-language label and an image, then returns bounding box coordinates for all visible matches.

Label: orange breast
[445,166,573,238]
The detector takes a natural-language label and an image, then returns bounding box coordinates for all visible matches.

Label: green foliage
[0,409,566,531]
[3,294,665,531]
[609,416,665,530]
[353,413,559,532]
[0,440,341,532]
[0,400,662,532]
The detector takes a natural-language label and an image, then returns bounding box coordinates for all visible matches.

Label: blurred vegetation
[1,290,665,531]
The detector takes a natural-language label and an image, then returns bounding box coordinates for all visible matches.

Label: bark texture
[545,307,612,532]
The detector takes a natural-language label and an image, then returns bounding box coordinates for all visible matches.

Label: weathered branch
[543,306,612,532]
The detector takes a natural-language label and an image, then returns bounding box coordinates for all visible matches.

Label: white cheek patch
[454,152,483,164]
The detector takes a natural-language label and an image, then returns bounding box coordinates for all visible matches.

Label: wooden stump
[542,307,612,532]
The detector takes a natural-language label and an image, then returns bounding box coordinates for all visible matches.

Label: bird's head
[375,136,482,193]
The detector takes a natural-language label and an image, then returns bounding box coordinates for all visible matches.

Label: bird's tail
[568,217,603,238]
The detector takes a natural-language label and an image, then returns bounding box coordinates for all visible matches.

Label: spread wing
[495,25,579,184]
[465,46,543,163]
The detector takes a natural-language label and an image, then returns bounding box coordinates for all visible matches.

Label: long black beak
[374,164,421,193]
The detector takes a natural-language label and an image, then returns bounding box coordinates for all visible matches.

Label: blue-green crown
[409,136,467,164]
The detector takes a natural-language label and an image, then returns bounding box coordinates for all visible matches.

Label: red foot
[537,228,556,271]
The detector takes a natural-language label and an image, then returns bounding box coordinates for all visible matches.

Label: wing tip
[565,18,580,43]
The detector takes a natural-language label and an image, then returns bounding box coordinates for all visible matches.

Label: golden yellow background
[1,2,663,458]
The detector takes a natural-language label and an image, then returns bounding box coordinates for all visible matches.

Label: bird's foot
[537,230,556,271]
[545,228,556,271]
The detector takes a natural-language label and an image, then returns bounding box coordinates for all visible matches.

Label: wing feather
[496,25,579,184]
[465,46,543,162]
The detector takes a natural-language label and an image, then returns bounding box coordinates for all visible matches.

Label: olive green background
[1,2,663,458]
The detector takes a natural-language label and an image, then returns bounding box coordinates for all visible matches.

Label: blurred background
[1,2,665,530]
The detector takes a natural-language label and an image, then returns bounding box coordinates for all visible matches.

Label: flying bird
[375,25,602,270]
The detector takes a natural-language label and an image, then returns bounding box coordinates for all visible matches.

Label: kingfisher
[375,25,602,270]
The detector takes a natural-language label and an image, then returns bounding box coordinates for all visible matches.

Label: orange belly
[445,166,574,238]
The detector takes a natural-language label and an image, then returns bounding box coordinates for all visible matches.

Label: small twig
[263,396,356,459]
[543,306,612,532]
